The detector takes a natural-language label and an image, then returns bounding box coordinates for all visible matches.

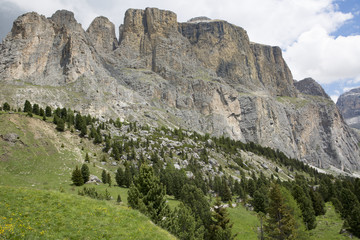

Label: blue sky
[0,0,360,103]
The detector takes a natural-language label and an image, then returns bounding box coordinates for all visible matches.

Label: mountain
[337,87,360,129]
[0,8,359,172]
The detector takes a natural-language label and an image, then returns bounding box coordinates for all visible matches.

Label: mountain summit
[0,8,359,171]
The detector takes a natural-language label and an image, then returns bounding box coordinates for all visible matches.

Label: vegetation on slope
[1,100,360,239]
[0,186,175,239]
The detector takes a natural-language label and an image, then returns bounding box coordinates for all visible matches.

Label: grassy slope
[0,186,175,239]
[0,113,175,239]
[0,112,357,240]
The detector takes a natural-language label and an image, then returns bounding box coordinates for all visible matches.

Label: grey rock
[0,8,359,171]
[294,78,330,98]
[1,133,19,143]
[337,87,360,129]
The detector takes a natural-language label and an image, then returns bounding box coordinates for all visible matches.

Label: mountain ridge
[0,7,359,172]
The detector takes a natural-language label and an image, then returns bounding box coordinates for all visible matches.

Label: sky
[0,0,360,103]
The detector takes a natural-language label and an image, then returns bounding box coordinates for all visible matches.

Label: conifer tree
[208,198,236,240]
[309,189,326,216]
[81,164,90,183]
[115,167,125,187]
[45,106,52,117]
[32,104,40,115]
[127,164,169,224]
[23,100,32,113]
[2,102,10,111]
[265,184,297,240]
[56,118,65,132]
[171,203,204,240]
[102,170,107,184]
[124,163,133,188]
[85,153,90,163]
[107,173,112,187]
[292,184,316,230]
[71,166,84,186]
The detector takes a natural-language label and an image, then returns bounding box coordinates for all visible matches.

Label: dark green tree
[102,170,107,184]
[171,203,204,240]
[292,184,316,230]
[309,189,326,216]
[45,106,52,117]
[81,164,90,183]
[32,104,40,115]
[348,204,360,237]
[23,100,32,113]
[85,153,90,163]
[252,187,269,214]
[3,102,10,111]
[56,118,65,132]
[208,198,236,240]
[180,184,211,228]
[127,164,169,224]
[115,167,125,187]
[265,184,297,240]
[71,166,84,186]
[124,163,133,188]
[107,173,112,187]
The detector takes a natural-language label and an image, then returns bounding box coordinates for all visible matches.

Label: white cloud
[284,27,360,84]
[330,95,339,103]
[343,86,360,93]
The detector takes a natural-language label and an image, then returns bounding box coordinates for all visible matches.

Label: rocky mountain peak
[0,8,359,172]
[50,10,82,31]
[337,87,360,129]
[294,78,330,99]
[187,16,212,23]
[10,12,52,39]
[87,16,118,52]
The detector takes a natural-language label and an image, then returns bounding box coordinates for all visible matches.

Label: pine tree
[220,177,232,202]
[292,184,316,230]
[209,198,236,240]
[32,104,40,115]
[56,118,65,132]
[115,167,125,187]
[45,106,52,117]
[81,164,90,183]
[348,204,360,237]
[252,188,268,214]
[107,173,112,187]
[265,184,297,240]
[171,203,204,240]
[2,102,10,111]
[309,189,326,216]
[71,166,84,186]
[124,163,133,188]
[85,153,90,163]
[23,100,32,113]
[102,170,107,184]
[127,164,169,224]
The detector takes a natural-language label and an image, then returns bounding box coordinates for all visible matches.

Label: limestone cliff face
[337,88,360,129]
[0,8,359,171]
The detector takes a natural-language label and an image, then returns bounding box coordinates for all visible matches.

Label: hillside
[0,186,176,239]
[1,109,359,239]
[0,8,359,172]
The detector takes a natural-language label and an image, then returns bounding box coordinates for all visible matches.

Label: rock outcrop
[294,78,330,99]
[337,87,360,129]
[0,7,359,172]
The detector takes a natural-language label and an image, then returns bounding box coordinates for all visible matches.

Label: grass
[228,205,260,240]
[308,203,359,240]
[0,186,176,239]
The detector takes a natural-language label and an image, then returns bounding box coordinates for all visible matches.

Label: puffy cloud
[284,26,360,84]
